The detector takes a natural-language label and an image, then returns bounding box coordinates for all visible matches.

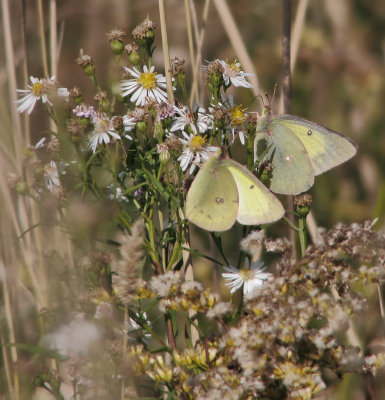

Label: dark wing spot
[307,129,312,136]
[216,197,224,203]
[249,184,255,190]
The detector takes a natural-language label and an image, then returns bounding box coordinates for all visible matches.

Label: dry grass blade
[159,0,175,105]
[1,0,23,169]
[212,0,260,98]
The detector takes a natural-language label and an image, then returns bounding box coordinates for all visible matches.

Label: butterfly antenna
[264,92,272,110]
[246,96,258,109]
[256,94,266,108]
[271,84,278,106]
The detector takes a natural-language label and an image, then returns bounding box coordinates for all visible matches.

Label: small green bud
[154,122,165,141]
[145,30,155,46]
[209,72,223,90]
[294,194,312,217]
[83,63,95,77]
[110,39,124,55]
[128,51,140,66]
[98,99,110,113]
[106,29,126,55]
[132,17,156,49]
[157,143,170,165]
[75,49,95,77]
[136,121,147,134]
[69,86,84,105]
[74,95,84,105]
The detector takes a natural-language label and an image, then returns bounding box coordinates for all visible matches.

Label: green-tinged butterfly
[254,107,357,195]
[186,151,285,232]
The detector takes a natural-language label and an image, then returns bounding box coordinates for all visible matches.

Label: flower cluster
[11,15,383,400]
[125,221,385,399]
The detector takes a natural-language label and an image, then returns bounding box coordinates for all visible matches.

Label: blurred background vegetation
[1,0,385,399]
[5,0,385,226]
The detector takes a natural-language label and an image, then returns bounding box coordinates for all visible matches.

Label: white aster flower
[217,59,253,88]
[88,113,122,153]
[210,96,248,145]
[121,65,168,106]
[222,259,271,296]
[177,132,219,174]
[171,105,212,135]
[229,103,248,145]
[122,114,136,137]
[15,76,54,114]
[44,160,60,192]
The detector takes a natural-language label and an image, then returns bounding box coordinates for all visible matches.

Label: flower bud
[111,39,124,55]
[106,29,127,56]
[294,193,312,217]
[128,51,140,66]
[136,121,147,134]
[157,143,170,165]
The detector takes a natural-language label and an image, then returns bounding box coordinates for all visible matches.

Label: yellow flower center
[240,268,254,282]
[32,82,43,96]
[189,135,206,152]
[229,59,240,72]
[137,71,157,89]
[230,105,246,125]
[100,119,110,130]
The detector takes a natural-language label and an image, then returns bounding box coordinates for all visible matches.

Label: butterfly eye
[307,129,312,136]
[216,197,224,203]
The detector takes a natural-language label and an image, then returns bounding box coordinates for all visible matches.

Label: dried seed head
[106,28,127,42]
[112,220,145,306]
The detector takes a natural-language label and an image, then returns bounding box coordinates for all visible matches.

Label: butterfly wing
[255,122,315,195]
[222,159,284,225]
[186,156,239,232]
[274,115,357,175]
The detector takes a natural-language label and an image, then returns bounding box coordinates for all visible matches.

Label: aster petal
[130,86,144,103]
[123,66,140,78]
[189,162,197,175]
[108,130,121,140]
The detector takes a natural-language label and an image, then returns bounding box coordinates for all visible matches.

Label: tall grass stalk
[1,0,22,169]
[188,0,210,106]
[1,264,20,399]
[183,0,196,90]
[212,0,260,98]
[36,0,49,77]
[49,0,57,77]
[158,0,175,105]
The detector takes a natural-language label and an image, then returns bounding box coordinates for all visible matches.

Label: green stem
[166,241,181,271]
[298,216,307,257]
[210,232,230,266]
[282,216,301,232]
[247,129,254,171]
[145,219,161,270]
[90,75,102,92]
